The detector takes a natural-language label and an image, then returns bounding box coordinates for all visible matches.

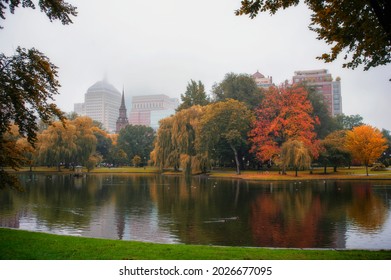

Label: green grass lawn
[1,228,390,260]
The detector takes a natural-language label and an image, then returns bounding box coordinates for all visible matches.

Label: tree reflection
[347,183,389,232]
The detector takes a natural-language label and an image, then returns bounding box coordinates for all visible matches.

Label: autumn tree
[0,125,32,190]
[171,106,207,175]
[176,80,209,111]
[150,116,178,171]
[250,85,320,165]
[0,0,77,189]
[212,72,263,109]
[280,139,312,176]
[35,120,77,171]
[236,0,391,71]
[151,106,208,175]
[35,117,99,171]
[345,125,388,176]
[199,99,253,175]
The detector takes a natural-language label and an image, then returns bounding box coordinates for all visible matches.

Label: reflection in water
[0,174,391,249]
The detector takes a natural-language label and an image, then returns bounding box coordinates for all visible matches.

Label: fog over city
[1,0,390,130]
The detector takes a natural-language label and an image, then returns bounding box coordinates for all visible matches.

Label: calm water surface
[1,173,391,249]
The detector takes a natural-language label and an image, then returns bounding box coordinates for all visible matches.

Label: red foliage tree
[249,85,320,163]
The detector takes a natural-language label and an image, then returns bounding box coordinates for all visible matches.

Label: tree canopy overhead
[0,0,77,28]
[236,0,391,71]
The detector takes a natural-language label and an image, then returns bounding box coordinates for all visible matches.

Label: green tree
[0,0,77,189]
[319,130,351,173]
[212,72,263,109]
[236,0,391,71]
[199,99,253,175]
[280,139,312,176]
[334,114,364,130]
[379,129,391,166]
[117,125,155,165]
[177,80,209,111]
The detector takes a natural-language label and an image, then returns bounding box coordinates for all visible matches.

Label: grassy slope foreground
[0,228,390,260]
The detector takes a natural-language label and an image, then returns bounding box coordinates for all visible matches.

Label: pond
[1,173,391,249]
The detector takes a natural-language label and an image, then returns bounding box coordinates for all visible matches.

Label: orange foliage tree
[345,125,388,176]
[249,85,320,166]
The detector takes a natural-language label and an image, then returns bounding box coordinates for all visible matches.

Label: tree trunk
[295,167,298,177]
[366,164,369,176]
[324,164,327,174]
[230,144,241,175]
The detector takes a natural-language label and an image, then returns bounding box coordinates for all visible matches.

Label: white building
[129,94,179,128]
[75,79,121,132]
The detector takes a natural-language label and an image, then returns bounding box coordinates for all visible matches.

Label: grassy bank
[1,228,390,260]
[10,166,391,180]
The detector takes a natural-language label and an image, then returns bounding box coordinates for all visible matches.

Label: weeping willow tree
[151,106,209,175]
[280,139,312,177]
[150,116,178,171]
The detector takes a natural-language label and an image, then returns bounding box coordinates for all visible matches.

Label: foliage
[212,72,263,109]
[334,114,364,130]
[0,0,77,28]
[151,106,208,174]
[379,129,391,166]
[117,125,155,165]
[345,125,388,175]
[199,99,253,175]
[132,155,141,167]
[250,85,320,164]
[176,80,209,111]
[0,47,65,144]
[0,125,32,190]
[319,130,351,172]
[235,0,391,71]
[280,139,312,176]
[0,0,77,189]
[34,117,99,171]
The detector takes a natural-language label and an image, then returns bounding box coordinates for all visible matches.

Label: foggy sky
[1,0,390,130]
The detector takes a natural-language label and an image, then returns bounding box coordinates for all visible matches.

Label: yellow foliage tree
[345,125,388,176]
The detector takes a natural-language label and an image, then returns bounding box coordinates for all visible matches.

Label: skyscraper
[292,69,342,116]
[76,79,121,132]
[116,89,129,133]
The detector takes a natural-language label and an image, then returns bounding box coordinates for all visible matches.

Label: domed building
[82,79,121,132]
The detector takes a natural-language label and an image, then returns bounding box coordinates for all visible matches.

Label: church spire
[116,87,129,133]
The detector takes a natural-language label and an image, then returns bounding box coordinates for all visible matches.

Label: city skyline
[0,0,390,130]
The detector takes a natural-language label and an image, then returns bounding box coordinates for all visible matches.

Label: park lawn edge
[1,228,390,260]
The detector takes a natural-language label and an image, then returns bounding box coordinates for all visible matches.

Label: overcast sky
[1,0,390,130]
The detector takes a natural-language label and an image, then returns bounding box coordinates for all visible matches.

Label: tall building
[116,89,129,133]
[129,94,179,129]
[73,102,85,116]
[75,79,121,132]
[252,70,273,89]
[292,69,342,116]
